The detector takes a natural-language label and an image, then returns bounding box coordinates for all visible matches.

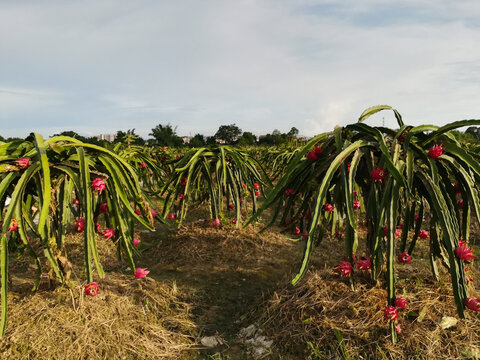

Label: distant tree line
[464,127,480,140]
[1,123,302,147]
[2,124,480,147]
[146,123,301,147]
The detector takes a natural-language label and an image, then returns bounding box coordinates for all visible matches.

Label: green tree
[258,130,287,145]
[258,133,274,145]
[84,136,102,145]
[149,124,183,147]
[115,129,145,145]
[465,127,480,140]
[288,127,299,137]
[272,129,283,145]
[237,131,257,146]
[189,134,206,147]
[51,131,89,142]
[214,124,242,144]
[114,130,127,142]
[206,136,217,145]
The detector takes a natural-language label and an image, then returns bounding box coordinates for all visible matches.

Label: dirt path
[141,222,304,359]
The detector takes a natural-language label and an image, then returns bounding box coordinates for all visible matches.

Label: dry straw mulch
[259,268,480,359]
[0,275,196,360]
[0,230,197,360]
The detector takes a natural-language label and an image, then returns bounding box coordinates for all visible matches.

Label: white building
[97,134,116,142]
[182,136,192,144]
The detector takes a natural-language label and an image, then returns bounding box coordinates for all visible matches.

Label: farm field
[1,106,480,359]
[4,1,480,358]
[1,210,480,359]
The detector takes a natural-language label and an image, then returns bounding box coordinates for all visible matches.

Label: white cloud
[1,1,480,138]
[304,102,353,135]
[0,86,66,113]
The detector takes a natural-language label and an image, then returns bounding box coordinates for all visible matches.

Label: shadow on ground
[141,221,305,359]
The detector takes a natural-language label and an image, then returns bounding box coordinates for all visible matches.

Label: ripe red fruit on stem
[14,157,30,169]
[455,246,475,261]
[99,202,108,213]
[306,151,317,161]
[103,228,115,239]
[91,178,106,193]
[398,252,412,264]
[356,257,371,270]
[313,145,323,155]
[335,261,353,277]
[395,297,408,309]
[465,298,480,312]
[418,230,429,240]
[85,282,99,296]
[323,203,334,212]
[134,268,150,279]
[383,306,398,321]
[75,218,85,232]
[428,144,444,159]
[285,188,295,196]
[370,168,386,182]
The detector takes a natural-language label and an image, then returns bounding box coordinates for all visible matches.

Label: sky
[1,0,480,140]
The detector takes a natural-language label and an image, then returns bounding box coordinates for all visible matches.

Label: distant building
[97,134,116,142]
[181,136,192,144]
